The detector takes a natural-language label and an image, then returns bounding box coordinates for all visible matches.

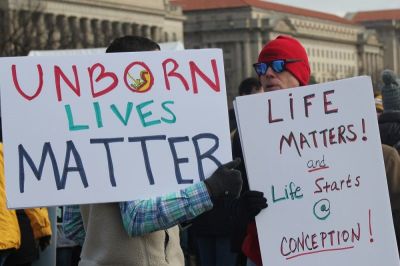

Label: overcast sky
[266,0,400,16]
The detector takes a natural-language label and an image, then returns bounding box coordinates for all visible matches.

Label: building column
[69,16,81,48]
[132,23,140,36]
[45,13,59,49]
[56,15,70,48]
[242,38,251,78]
[33,12,47,50]
[91,19,103,47]
[101,20,112,45]
[235,41,243,90]
[122,22,133,36]
[251,31,263,65]
[378,50,384,72]
[361,52,367,75]
[164,32,169,42]
[157,27,164,42]
[7,10,20,54]
[80,17,93,48]
[151,26,160,42]
[394,31,399,73]
[368,53,373,75]
[0,10,4,41]
[18,10,31,52]
[112,21,123,39]
[141,25,151,38]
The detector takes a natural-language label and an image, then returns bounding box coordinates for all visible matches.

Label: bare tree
[1,0,42,56]
[0,0,70,56]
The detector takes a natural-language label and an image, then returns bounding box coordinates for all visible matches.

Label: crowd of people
[0,34,399,266]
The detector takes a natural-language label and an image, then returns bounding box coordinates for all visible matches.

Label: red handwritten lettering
[162,58,190,91]
[54,65,81,102]
[88,63,118,98]
[189,59,220,94]
[12,64,43,101]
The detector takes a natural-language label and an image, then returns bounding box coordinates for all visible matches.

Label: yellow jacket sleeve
[24,207,52,239]
[0,143,21,250]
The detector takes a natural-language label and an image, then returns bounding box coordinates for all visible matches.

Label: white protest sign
[0,49,231,208]
[234,76,399,265]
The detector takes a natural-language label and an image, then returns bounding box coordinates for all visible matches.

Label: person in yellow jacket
[0,143,52,266]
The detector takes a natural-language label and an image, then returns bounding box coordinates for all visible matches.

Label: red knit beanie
[258,35,310,86]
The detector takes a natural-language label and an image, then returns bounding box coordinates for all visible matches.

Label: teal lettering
[64,104,89,131]
[111,102,134,126]
[272,185,287,203]
[93,101,103,128]
[161,100,176,124]
[136,100,161,127]
[272,182,303,204]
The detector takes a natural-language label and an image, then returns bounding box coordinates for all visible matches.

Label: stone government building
[348,9,400,75]
[172,0,393,101]
[0,0,185,55]
[0,0,398,101]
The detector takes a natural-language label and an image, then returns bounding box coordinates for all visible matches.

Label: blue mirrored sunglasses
[253,59,302,76]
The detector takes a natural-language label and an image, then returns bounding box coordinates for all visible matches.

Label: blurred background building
[348,9,400,75]
[0,0,184,55]
[172,0,390,101]
[0,0,398,102]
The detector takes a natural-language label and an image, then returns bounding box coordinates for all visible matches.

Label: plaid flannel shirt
[120,182,212,236]
[63,182,213,240]
[62,205,85,246]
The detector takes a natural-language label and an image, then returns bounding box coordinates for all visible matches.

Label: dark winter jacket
[191,198,235,236]
[378,111,400,148]
[230,130,252,253]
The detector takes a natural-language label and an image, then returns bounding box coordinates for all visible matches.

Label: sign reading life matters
[234,77,399,265]
[0,49,232,208]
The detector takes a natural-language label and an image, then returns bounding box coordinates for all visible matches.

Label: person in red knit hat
[231,35,311,266]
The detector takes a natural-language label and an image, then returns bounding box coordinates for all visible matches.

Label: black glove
[232,190,268,221]
[38,235,51,251]
[204,158,242,199]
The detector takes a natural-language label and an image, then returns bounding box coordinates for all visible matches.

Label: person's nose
[265,65,276,78]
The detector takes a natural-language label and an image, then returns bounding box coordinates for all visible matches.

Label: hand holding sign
[232,190,268,221]
[204,158,243,199]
